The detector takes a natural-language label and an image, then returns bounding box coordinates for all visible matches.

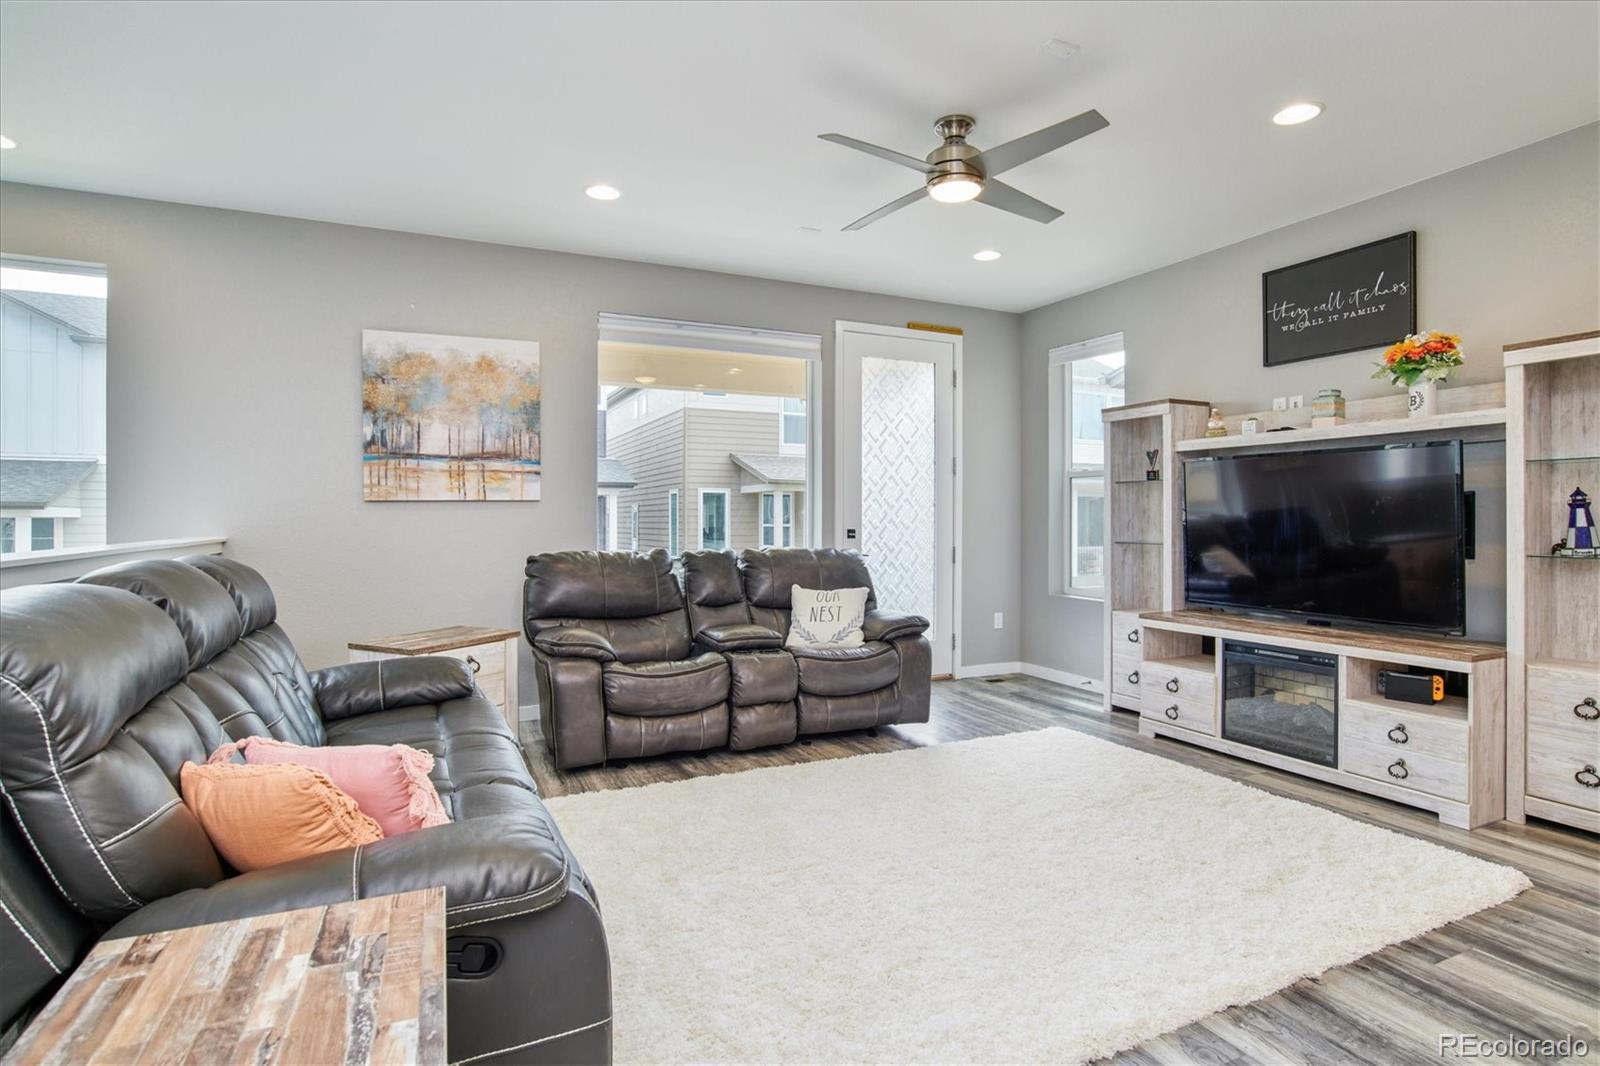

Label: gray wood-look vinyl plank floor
[519,675,1600,1066]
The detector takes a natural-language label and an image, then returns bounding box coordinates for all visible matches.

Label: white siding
[0,298,105,458]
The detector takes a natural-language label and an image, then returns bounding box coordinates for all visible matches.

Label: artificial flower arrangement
[1372,330,1464,388]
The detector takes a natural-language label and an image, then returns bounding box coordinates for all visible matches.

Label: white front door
[834,321,959,676]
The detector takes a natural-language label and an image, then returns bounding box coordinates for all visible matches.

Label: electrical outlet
[1288,394,1305,409]
[993,612,1004,630]
[1272,396,1288,411]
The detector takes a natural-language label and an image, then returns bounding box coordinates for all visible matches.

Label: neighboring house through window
[629,504,639,551]
[596,313,820,558]
[0,258,109,557]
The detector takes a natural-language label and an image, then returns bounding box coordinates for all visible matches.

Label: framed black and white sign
[1262,231,1416,367]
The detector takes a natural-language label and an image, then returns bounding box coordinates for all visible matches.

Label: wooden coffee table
[5,888,446,1065]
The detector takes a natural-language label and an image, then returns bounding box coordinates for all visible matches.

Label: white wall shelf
[1175,407,1508,453]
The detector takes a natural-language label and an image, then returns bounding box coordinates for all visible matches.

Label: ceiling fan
[819,109,1108,230]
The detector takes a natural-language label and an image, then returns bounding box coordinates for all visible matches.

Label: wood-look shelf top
[349,624,520,655]
[7,889,447,1066]
[1139,610,1506,664]
[1174,407,1507,453]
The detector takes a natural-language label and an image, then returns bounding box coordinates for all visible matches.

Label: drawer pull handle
[1576,698,1599,722]
[1127,630,1140,645]
[1127,670,1140,685]
[1387,724,1408,745]
[1387,759,1409,780]
[1164,705,1179,721]
[465,655,481,674]
[1577,765,1600,789]
[1165,678,1180,693]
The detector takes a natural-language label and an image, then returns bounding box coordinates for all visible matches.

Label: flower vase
[1407,380,1437,418]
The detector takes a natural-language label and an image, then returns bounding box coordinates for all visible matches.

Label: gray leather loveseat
[525,547,931,769]
[0,557,611,1065]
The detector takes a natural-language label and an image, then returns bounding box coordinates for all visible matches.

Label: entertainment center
[1103,378,1530,830]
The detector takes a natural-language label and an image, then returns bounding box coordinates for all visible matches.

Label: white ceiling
[1,1,1595,313]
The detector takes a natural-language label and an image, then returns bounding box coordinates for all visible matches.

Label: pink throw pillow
[209,736,449,837]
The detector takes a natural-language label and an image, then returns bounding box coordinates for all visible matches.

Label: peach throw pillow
[180,760,383,873]
[208,736,449,837]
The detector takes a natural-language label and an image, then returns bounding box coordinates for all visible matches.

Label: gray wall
[0,183,1025,699]
[1020,124,1599,678]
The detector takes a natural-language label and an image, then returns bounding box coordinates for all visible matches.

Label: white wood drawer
[1340,699,1467,764]
[1526,662,1600,812]
[1342,736,1467,802]
[1142,690,1216,735]
[1111,611,1145,655]
[1111,653,1144,696]
[1144,663,1215,708]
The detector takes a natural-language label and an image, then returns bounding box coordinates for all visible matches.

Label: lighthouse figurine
[1558,486,1596,557]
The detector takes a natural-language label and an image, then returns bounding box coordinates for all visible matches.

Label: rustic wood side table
[5,888,447,1066]
[348,625,522,732]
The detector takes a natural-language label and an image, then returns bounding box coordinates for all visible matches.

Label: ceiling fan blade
[819,133,934,174]
[842,187,928,231]
[975,179,1063,224]
[975,109,1109,177]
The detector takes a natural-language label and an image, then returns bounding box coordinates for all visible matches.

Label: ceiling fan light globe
[928,174,983,204]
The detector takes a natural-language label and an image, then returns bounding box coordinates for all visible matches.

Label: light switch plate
[1272,396,1288,411]
[993,612,1004,630]
[1288,394,1305,409]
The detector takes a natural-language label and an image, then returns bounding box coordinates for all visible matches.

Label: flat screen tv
[1182,441,1465,634]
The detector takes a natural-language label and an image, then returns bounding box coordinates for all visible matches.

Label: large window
[1048,336,1125,597]
[597,314,820,557]
[1,258,109,557]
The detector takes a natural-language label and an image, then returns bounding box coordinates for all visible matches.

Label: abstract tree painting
[362,330,541,501]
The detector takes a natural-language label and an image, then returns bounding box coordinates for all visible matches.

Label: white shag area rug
[546,727,1529,1064]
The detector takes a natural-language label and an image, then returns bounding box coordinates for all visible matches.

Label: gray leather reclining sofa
[0,557,611,1065]
[525,547,932,769]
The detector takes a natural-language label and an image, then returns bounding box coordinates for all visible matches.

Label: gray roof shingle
[598,456,636,488]
[2,291,107,341]
[730,453,806,485]
[0,459,99,508]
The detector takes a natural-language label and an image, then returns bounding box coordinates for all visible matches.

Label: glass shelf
[1112,477,1161,485]
[1525,455,1598,464]
[1526,553,1600,561]
[1114,539,1163,547]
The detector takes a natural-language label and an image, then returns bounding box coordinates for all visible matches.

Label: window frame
[779,397,806,450]
[698,488,731,550]
[1047,334,1125,600]
[759,491,795,549]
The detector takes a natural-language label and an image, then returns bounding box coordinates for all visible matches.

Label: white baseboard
[518,702,539,724]
[1018,663,1104,695]
[954,661,1104,696]
[954,661,1024,679]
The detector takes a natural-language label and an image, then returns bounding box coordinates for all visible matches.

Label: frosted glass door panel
[860,356,938,627]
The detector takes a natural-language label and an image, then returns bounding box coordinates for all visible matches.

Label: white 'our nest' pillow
[786,585,870,649]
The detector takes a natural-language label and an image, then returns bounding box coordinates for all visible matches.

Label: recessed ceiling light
[0,136,15,150]
[585,184,621,201]
[727,367,743,375]
[1272,102,1323,126]
[634,375,657,384]
[973,249,1002,262]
